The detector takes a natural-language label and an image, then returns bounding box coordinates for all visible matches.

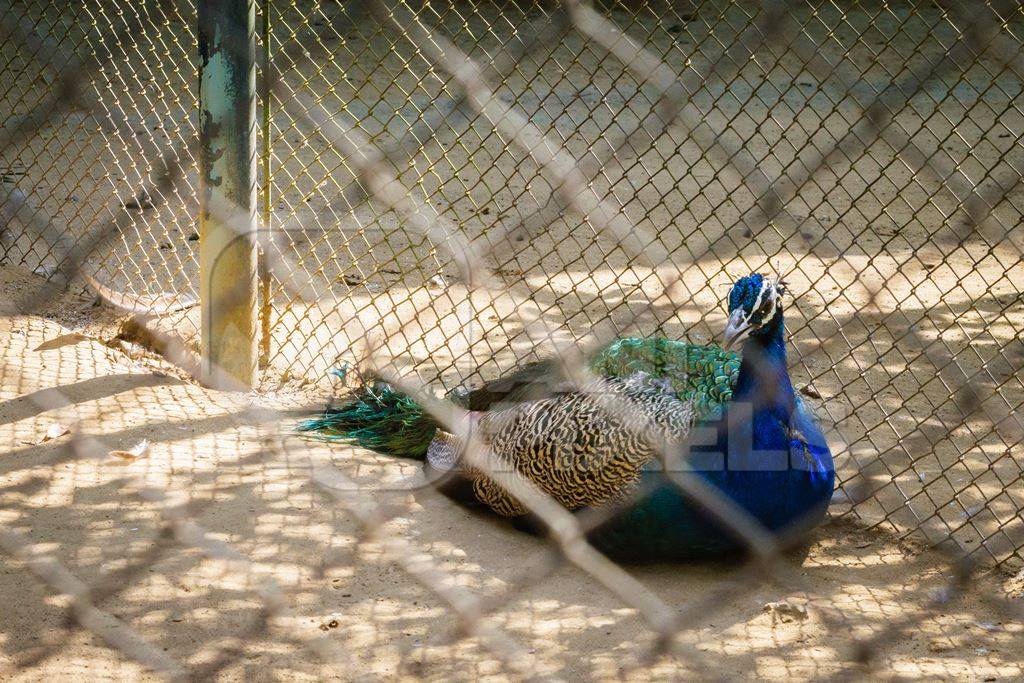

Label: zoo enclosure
[2,0,1024,676]
[6,0,1023,561]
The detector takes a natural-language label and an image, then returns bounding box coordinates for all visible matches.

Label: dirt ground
[4,0,1024,678]
[5,0,1023,561]
[2,263,1024,680]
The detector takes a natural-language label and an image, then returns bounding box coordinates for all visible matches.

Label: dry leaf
[41,423,70,442]
[109,439,149,460]
[34,333,90,351]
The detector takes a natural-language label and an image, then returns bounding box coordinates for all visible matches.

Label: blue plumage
[588,274,835,558]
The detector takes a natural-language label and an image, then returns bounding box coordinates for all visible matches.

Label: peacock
[300,273,835,559]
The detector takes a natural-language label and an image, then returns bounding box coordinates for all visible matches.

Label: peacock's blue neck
[733,314,795,419]
[587,309,835,558]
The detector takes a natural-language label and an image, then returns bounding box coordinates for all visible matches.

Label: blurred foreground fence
[2,0,1024,678]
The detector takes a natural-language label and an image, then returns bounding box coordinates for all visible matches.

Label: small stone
[763,600,808,623]
[799,384,822,399]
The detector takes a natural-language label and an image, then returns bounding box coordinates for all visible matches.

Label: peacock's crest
[724,273,788,350]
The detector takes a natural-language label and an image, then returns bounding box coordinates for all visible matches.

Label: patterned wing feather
[464,374,696,516]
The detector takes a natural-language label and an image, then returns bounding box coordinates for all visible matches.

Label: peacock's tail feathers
[589,337,740,418]
[296,383,438,459]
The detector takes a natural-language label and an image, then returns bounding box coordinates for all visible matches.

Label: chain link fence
[1,0,200,327]
[3,0,1024,679]
[263,0,1024,567]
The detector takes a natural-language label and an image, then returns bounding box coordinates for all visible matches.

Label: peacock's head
[723,273,787,350]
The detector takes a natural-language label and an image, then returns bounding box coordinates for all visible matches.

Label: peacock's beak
[722,310,753,351]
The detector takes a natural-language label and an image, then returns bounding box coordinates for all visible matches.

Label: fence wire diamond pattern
[2,0,1024,679]
[265,0,1024,565]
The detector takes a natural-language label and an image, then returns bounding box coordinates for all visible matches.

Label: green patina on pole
[199,0,257,389]
[259,0,272,369]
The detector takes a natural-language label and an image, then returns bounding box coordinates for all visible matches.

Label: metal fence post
[198,0,257,390]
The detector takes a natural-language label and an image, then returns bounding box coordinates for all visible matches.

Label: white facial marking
[742,278,782,329]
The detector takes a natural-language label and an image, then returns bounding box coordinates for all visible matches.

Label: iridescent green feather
[299,336,741,458]
[589,337,739,419]
[296,382,438,459]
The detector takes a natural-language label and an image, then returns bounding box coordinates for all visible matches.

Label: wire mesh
[1,0,201,330]
[262,0,1024,567]
[2,0,1024,679]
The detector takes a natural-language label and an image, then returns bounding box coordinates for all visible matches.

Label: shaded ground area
[1,265,1022,680]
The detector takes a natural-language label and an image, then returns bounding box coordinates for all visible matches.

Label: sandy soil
[7,0,1024,565]
[1,263,1024,681]
[3,0,1024,677]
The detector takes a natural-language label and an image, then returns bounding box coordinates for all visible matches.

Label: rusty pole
[198,0,257,390]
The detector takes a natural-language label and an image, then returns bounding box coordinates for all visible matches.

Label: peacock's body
[300,274,834,559]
